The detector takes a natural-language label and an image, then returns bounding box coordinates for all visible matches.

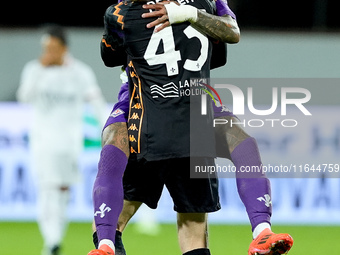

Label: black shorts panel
[123,157,220,213]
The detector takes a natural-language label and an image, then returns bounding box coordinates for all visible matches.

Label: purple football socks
[93,144,128,244]
[231,137,272,231]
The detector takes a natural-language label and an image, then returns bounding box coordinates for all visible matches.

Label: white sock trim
[253,222,271,239]
[99,239,115,253]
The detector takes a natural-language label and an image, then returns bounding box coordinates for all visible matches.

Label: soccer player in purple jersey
[89,1,294,255]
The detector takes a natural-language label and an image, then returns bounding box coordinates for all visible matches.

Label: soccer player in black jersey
[90,1,239,255]
[89,1,293,255]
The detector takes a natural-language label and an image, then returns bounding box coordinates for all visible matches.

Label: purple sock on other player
[231,137,272,231]
[93,144,128,244]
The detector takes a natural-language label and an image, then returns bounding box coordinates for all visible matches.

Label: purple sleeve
[117,82,129,102]
[117,67,130,101]
[216,0,236,19]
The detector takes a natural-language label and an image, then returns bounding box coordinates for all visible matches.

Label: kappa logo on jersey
[111,108,125,118]
[128,123,138,131]
[129,135,137,142]
[94,203,112,218]
[132,103,142,109]
[151,82,179,98]
[130,112,140,119]
[257,194,272,208]
[128,61,143,154]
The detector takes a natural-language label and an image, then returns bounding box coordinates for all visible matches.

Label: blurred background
[1,0,340,254]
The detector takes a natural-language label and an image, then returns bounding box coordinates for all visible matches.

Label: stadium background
[1,0,340,254]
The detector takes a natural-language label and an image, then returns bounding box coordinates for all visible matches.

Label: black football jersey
[104,0,217,161]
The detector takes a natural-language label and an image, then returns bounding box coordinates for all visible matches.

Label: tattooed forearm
[191,11,240,44]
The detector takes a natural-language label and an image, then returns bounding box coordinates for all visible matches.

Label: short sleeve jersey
[104,0,217,161]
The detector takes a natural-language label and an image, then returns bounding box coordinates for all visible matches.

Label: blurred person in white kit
[17,25,107,255]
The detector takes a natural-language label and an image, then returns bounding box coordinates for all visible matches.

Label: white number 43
[144,25,209,76]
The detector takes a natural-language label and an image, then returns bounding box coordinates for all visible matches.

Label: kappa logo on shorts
[111,108,125,118]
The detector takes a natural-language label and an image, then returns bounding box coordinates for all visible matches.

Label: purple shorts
[103,82,130,130]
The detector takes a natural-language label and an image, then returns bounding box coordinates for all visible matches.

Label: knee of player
[177,213,207,226]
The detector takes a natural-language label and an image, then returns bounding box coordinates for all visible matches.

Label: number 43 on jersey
[144,25,209,76]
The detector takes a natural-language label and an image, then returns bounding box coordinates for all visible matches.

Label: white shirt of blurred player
[17,55,105,186]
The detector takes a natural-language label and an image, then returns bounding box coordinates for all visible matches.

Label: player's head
[40,25,68,65]
[43,25,68,46]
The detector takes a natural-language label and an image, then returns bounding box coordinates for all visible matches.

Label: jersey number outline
[144,25,209,76]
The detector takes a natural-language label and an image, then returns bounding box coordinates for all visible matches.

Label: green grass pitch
[1,222,339,254]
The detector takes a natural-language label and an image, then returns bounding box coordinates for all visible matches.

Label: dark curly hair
[44,25,68,46]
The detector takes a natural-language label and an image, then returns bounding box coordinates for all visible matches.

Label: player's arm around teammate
[141,0,240,43]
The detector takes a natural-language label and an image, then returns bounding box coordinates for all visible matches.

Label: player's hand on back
[142,1,197,33]
[142,1,174,32]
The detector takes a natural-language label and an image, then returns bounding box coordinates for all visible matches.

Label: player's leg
[94,158,165,254]
[94,160,163,253]
[90,94,130,255]
[177,213,209,255]
[90,122,129,255]
[117,200,143,233]
[166,157,219,255]
[94,200,142,255]
[215,115,272,231]
[34,151,73,255]
[214,114,293,254]
[92,200,142,255]
[92,199,142,238]
[37,184,70,255]
[93,230,126,255]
